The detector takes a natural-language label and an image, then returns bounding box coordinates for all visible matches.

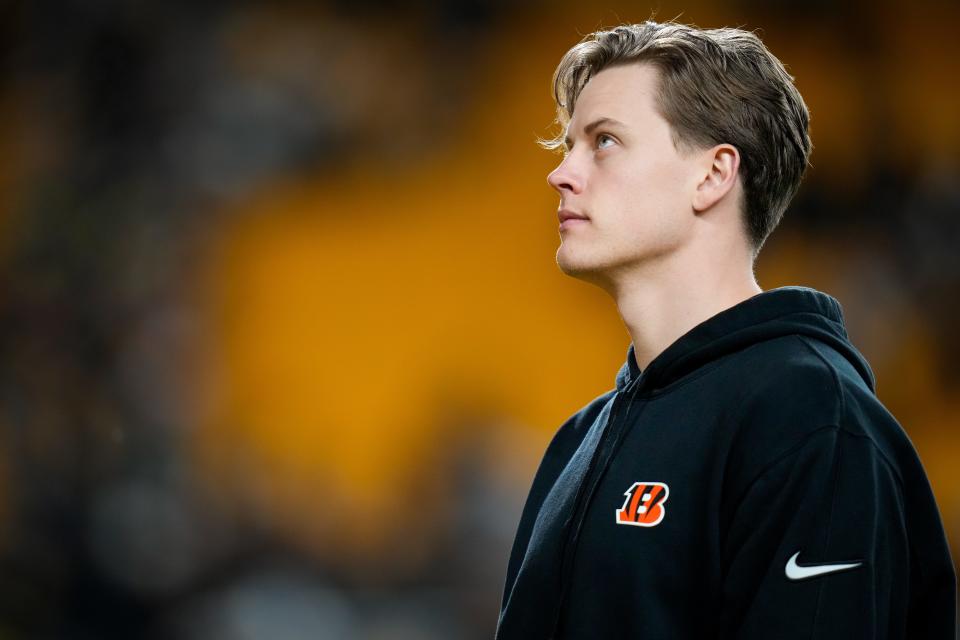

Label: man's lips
[558,209,590,223]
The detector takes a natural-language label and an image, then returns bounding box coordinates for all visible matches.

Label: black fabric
[496,286,956,639]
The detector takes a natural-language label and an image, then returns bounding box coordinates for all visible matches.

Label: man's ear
[692,144,740,212]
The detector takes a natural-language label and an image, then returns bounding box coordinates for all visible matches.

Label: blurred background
[0,0,957,637]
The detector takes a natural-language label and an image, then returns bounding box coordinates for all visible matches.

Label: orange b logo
[615,482,669,527]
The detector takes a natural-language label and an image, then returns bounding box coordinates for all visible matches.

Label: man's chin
[556,251,613,288]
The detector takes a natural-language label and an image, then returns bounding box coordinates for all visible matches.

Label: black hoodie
[496,286,956,639]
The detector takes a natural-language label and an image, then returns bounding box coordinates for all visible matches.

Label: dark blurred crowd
[0,1,956,638]
[1,1,518,637]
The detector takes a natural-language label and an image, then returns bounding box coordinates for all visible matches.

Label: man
[495,20,956,639]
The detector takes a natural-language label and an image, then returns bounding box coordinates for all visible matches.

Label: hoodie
[496,286,956,639]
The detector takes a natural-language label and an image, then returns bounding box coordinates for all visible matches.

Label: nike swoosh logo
[785,551,862,581]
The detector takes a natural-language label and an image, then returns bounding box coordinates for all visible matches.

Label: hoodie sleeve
[717,424,918,639]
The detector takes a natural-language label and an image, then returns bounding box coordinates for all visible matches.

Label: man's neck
[611,248,762,372]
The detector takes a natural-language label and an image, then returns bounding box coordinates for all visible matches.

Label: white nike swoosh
[785,551,862,581]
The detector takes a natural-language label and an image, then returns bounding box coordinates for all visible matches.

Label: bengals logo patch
[615,482,669,527]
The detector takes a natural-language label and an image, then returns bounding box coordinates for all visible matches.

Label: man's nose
[547,156,583,195]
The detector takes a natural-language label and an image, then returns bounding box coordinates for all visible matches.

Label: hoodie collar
[614,286,875,394]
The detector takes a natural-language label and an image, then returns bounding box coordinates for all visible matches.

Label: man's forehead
[565,63,658,132]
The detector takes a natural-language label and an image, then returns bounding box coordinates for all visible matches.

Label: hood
[614,286,876,395]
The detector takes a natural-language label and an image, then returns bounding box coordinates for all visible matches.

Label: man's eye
[596,134,615,150]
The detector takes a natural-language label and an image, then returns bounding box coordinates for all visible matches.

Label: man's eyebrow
[563,117,628,149]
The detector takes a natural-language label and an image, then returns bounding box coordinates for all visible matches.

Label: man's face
[548,63,702,289]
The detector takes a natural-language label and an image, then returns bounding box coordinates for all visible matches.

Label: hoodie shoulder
[727,332,900,476]
[726,335,853,458]
[717,334,854,498]
[797,334,924,476]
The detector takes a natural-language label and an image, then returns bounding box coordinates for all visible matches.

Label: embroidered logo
[615,481,669,527]
[785,551,863,581]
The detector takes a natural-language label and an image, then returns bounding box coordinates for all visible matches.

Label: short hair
[542,21,811,258]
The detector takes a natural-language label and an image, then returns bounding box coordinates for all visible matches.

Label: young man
[496,21,956,639]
